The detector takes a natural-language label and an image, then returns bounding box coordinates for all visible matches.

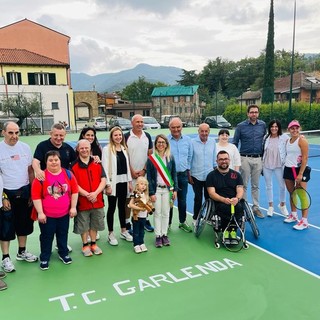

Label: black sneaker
[40,261,49,271]
[126,222,133,235]
[144,220,154,232]
[59,255,72,265]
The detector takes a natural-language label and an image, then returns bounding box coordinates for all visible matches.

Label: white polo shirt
[125,130,153,171]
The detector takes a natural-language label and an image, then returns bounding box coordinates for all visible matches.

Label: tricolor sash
[148,153,174,191]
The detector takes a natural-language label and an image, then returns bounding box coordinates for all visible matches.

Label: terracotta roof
[0,48,68,66]
[274,71,320,93]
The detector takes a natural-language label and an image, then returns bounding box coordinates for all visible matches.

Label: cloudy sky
[1,0,319,75]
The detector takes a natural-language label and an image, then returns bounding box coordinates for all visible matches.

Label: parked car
[142,116,161,129]
[84,117,107,130]
[160,115,187,128]
[108,117,132,131]
[203,115,232,129]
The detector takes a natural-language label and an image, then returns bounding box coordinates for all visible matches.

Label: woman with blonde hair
[102,127,133,245]
[283,120,310,230]
[147,134,177,247]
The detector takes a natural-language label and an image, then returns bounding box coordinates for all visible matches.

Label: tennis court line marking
[258,206,320,230]
[186,207,320,280]
[248,241,320,280]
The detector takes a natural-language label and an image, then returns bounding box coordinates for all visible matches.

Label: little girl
[128,177,151,254]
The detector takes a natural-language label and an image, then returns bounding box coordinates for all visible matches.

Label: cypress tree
[262,0,275,103]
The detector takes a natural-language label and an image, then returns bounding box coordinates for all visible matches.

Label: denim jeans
[177,171,189,223]
[191,177,209,220]
[39,213,70,262]
[132,217,146,246]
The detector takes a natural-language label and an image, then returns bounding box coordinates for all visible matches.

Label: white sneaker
[2,257,15,273]
[140,244,148,252]
[120,231,133,242]
[267,207,274,217]
[108,232,118,246]
[293,220,309,230]
[16,250,38,262]
[284,213,298,223]
[134,245,142,254]
[278,204,289,217]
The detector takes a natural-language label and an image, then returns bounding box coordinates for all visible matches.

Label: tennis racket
[222,204,246,252]
[291,166,311,210]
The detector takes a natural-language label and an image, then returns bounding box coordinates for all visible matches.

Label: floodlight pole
[288,0,296,121]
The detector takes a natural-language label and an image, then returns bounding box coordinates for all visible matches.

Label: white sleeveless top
[285,137,302,167]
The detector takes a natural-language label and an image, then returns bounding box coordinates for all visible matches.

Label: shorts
[73,208,105,234]
[283,166,311,182]
[0,209,16,241]
[4,186,34,236]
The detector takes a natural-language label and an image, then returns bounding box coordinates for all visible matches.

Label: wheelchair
[194,198,260,252]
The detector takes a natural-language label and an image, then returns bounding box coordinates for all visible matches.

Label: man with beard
[206,150,244,243]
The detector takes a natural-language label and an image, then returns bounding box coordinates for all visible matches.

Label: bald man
[168,117,193,232]
[190,123,217,224]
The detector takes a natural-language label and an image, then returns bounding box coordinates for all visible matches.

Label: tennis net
[300,130,320,158]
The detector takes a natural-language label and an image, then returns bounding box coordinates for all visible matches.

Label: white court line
[248,241,320,280]
[186,206,320,280]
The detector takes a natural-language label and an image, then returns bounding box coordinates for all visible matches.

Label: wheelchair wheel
[195,199,213,238]
[242,200,260,239]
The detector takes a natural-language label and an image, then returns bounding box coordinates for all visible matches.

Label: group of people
[0,106,311,290]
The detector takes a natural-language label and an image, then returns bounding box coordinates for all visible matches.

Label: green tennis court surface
[2,215,320,320]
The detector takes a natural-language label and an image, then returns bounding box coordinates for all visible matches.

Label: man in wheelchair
[206,150,244,245]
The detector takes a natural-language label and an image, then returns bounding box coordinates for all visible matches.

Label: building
[0,19,74,130]
[236,89,262,106]
[237,71,320,106]
[151,85,200,123]
[274,71,320,103]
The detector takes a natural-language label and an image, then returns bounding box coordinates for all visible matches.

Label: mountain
[71,63,183,92]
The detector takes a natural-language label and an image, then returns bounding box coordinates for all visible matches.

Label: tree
[121,76,167,102]
[1,93,42,127]
[262,0,275,104]
[177,69,198,86]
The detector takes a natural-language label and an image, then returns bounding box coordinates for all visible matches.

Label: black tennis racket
[291,166,311,210]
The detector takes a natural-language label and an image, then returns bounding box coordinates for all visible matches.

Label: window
[52,102,59,110]
[6,72,22,85]
[129,112,135,118]
[98,106,105,115]
[28,73,56,85]
[143,110,150,116]
[174,96,179,102]
[117,112,122,117]
[186,96,191,102]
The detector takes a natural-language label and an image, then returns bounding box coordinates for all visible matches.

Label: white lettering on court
[49,258,243,312]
